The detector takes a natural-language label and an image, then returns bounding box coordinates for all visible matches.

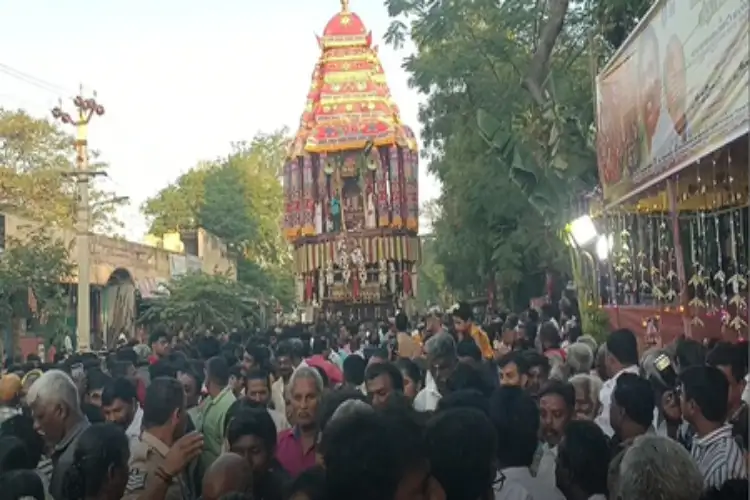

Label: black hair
[364,362,404,392]
[452,302,473,322]
[0,469,45,500]
[425,408,496,500]
[675,337,707,371]
[101,377,138,407]
[149,359,177,380]
[86,369,112,392]
[62,423,130,500]
[0,436,34,474]
[224,398,266,433]
[142,377,185,429]
[456,339,482,362]
[0,414,44,469]
[523,350,550,375]
[680,365,729,423]
[321,411,425,500]
[612,373,655,428]
[81,403,105,424]
[343,354,367,386]
[394,311,409,332]
[447,362,493,397]
[538,380,576,410]
[109,360,135,379]
[394,358,422,386]
[206,356,230,386]
[606,329,639,366]
[317,388,369,432]
[148,329,169,346]
[489,387,539,468]
[436,389,489,416]
[229,364,246,381]
[225,407,277,453]
[284,465,327,500]
[700,479,749,500]
[244,368,270,388]
[558,420,609,496]
[168,351,190,372]
[497,351,530,374]
[567,325,583,343]
[312,366,330,388]
[539,322,562,349]
[178,367,204,392]
[707,342,748,383]
[196,336,221,360]
[115,347,137,365]
[311,336,329,356]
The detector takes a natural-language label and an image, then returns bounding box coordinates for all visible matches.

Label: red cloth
[545,348,567,362]
[135,377,147,406]
[148,354,159,365]
[305,355,343,385]
[276,428,317,478]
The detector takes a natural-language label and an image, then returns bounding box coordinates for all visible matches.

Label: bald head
[201,453,253,500]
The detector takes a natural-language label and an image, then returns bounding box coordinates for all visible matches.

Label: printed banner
[596,0,749,206]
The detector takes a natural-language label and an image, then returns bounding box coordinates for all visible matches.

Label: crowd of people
[0,301,748,500]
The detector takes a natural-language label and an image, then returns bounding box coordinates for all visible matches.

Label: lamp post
[52,91,105,352]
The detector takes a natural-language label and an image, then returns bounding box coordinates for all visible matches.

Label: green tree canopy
[383,0,650,308]
[0,108,125,232]
[142,131,294,308]
[0,229,75,352]
[138,273,264,334]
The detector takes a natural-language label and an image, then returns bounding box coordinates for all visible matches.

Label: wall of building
[2,213,236,284]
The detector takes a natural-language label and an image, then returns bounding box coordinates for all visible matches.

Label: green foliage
[0,108,125,232]
[141,131,294,308]
[383,0,648,309]
[0,229,75,350]
[138,273,263,334]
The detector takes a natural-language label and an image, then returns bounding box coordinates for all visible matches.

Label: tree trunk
[523,0,571,108]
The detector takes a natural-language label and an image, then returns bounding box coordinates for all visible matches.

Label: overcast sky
[0,0,440,240]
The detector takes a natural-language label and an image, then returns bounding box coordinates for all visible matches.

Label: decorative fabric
[389,146,402,227]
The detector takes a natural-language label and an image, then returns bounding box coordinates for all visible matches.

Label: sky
[0,0,439,240]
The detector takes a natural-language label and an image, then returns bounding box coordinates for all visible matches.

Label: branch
[523,0,571,108]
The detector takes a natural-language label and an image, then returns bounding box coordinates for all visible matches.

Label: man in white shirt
[414,333,456,412]
[491,386,565,500]
[595,329,640,437]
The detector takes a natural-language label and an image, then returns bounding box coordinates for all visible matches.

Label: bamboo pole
[666,179,691,337]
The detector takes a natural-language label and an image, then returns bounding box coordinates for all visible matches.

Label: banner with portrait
[596,0,749,206]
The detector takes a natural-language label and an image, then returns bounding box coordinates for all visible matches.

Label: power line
[0,62,74,96]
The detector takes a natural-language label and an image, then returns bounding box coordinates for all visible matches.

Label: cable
[0,62,74,96]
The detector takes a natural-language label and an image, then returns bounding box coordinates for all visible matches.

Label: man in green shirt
[199,356,236,471]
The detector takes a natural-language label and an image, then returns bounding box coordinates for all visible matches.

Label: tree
[0,229,75,354]
[0,108,126,232]
[142,130,295,308]
[383,0,649,309]
[138,273,264,334]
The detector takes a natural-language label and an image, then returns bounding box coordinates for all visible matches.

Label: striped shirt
[691,424,748,489]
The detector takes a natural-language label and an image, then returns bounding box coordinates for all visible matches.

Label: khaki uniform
[123,431,193,500]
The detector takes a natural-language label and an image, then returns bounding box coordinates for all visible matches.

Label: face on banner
[596,0,749,206]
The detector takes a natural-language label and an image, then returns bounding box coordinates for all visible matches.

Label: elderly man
[414,333,457,412]
[26,369,90,500]
[617,435,703,500]
[276,366,324,477]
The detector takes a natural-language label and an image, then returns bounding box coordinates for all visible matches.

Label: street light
[568,215,598,247]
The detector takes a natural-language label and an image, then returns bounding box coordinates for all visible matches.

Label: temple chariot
[283,0,420,321]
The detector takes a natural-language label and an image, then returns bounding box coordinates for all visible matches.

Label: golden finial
[341,0,349,12]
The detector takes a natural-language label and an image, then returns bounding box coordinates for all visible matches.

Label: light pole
[52,91,105,352]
